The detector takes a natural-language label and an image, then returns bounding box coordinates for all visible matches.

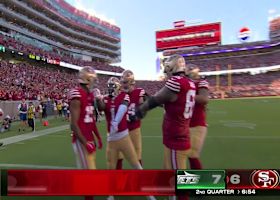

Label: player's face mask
[108,83,118,97]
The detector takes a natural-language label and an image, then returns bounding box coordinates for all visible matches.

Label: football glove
[86,142,96,154]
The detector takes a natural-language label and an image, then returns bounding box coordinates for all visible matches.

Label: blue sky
[66,0,280,80]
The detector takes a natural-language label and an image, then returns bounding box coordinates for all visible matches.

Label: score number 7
[212,174,222,184]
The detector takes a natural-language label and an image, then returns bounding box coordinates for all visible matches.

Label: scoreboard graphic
[155,22,221,52]
[1,169,280,196]
[177,169,280,196]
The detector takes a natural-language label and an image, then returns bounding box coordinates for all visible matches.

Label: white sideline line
[142,135,280,139]
[0,125,69,146]
[0,163,74,169]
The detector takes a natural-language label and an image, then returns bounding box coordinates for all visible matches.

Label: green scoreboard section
[176,170,226,190]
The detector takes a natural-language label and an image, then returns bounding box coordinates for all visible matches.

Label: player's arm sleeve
[136,83,178,118]
[114,94,130,123]
[195,80,209,104]
[68,89,81,101]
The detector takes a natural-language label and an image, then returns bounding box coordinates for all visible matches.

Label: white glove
[110,120,118,134]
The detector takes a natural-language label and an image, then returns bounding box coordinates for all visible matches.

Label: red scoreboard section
[1,169,280,196]
[156,22,221,51]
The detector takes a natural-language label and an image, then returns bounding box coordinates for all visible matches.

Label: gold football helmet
[121,70,135,92]
[78,66,97,89]
[107,77,121,97]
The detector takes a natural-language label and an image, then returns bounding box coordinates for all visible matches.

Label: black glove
[129,106,146,122]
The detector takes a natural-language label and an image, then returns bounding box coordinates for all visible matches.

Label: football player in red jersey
[188,65,209,169]
[96,77,143,170]
[116,70,146,169]
[96,77,156,200]
[132,55,196,200]
[69,66,103,169]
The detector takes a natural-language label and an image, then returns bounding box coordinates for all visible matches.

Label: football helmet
[121,70,135,92]
[107,77,121,97]
[78,66,97,90]
[163,54,186,77]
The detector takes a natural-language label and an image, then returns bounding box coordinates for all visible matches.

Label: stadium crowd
[0,34,123,73]
[0,59,280,101]
[188,52,280,71]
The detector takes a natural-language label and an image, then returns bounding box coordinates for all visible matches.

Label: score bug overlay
[176,170,225,190]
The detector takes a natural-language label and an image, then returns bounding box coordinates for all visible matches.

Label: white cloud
[73,0,117,25]
[268,9,276,15]
[268,16,274,22]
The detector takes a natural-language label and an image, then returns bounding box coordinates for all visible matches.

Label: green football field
[0,97,280,200]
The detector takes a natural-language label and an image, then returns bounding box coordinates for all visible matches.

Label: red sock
[116,159,123,170]
[84,196,94,200]
[189,158,202,169]
[139,159,142,166]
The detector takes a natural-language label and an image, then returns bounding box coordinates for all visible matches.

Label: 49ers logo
[251,170,280,189]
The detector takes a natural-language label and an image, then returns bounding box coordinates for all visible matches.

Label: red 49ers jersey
[103,92,130,133]
[163,76,196,150]
[68,87,96,142]
[127,88,145,131]
[190,79,209,127]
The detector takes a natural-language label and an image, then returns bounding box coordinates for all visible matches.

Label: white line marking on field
[0,163,74,169]
[0,125,69,146]
[219,120,256,129]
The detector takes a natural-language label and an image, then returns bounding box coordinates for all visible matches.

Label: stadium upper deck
[0,0,121,63]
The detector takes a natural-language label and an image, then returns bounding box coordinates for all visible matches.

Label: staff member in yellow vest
[28,101,36,132]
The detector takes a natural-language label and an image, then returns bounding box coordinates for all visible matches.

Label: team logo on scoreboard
[250,170,280,188]
[177,171,200,184]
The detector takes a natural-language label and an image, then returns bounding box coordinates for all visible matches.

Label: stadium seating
[188,52,280,72]
[0,34,124,73]
[1,59,280,101]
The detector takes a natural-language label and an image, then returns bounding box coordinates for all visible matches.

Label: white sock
[132,162,143,169]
